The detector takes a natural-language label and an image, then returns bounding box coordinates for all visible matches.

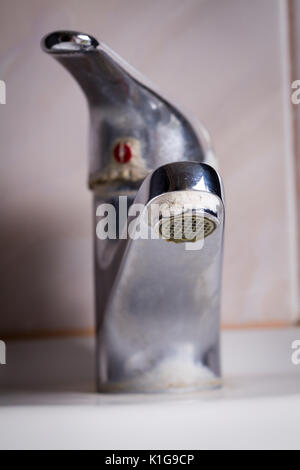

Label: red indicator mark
[114,142,133,164]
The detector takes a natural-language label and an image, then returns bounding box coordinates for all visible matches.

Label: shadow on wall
[0,335,96,395]
[0,210,94,337]
[0,2,94,337]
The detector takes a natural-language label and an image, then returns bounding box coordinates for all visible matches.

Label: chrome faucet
[42,31,225,393]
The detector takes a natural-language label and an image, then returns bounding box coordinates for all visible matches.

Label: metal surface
[42,31,225,393]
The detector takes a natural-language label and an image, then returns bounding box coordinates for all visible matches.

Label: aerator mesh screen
[159,214,216,243]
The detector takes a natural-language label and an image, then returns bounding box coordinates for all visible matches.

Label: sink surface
[0,328,299,449]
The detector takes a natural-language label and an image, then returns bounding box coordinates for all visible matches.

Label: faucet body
[42,31,225,392]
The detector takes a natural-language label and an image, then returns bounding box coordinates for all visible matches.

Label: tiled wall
[0,0,298,336]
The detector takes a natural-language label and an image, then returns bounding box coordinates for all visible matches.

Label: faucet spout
[97,162,224,392]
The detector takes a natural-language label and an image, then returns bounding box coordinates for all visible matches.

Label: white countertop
[0,328,300,450]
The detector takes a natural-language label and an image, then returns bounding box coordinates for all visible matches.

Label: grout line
[221,321,292,331]
[0,328,96,342]
[0,322,293,342]
[279,0,300,324]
